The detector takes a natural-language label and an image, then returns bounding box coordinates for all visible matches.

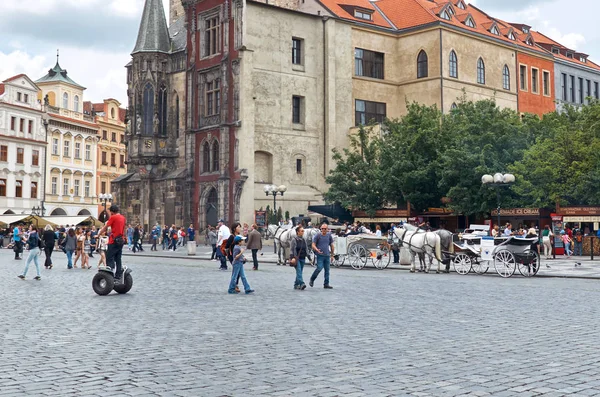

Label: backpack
[38,236,45,250]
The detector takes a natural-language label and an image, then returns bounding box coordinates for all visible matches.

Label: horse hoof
[436,271,440,274]
[410,269,415,273]
[425,270,429,274]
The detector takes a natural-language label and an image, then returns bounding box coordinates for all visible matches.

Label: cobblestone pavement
[1,249,600,396]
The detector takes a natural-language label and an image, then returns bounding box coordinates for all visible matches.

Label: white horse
[434,229,454,273]
[267,224,296,265]
[394,226,442,273]
[301,227,320,266]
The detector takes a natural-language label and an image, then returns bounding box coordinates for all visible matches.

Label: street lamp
[482,173,515,232]
[31,204,46,217]
[98,193,113,222]
[263,184,287,215]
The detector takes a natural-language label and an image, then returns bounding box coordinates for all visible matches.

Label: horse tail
[435,235,442,262]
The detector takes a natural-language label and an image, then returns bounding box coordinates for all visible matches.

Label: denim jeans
[216,248,227,269]
[251,249,259,269]
[66,250,74,268]
[295,258,305,287]
[311,254,331,286]
[23,247,41,277]
[228,262,250,292]
[211,244,217,260]
[392,249,399,263]
[127,236,132,249]
[106,243,123,278]
[564,242,572,256]
[574,242,583,256]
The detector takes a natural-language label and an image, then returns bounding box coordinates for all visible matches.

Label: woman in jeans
[64,228,77,269]
[42,224,56,269]
[561,231,573,257]
[18,226,42,280]
[289,225,308,290]
[208,227,218,260]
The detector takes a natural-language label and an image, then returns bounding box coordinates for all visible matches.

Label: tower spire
[57,49,59,64]
[132,0,170,54]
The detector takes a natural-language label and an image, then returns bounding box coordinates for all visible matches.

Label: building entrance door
[206,189,218,227]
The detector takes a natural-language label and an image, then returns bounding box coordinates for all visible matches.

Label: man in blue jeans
[310,223,335,289]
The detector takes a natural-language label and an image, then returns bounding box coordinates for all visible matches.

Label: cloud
[469,0,557,11]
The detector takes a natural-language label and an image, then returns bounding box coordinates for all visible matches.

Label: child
[227,236,254,294]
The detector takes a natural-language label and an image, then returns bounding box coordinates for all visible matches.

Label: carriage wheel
[332,254,345,268]
[472,260,489,274]
[348,244,367,270]
[517,250,540,277]
[452,253,472,275]
[372,246,391,270]
[494,250,516,278]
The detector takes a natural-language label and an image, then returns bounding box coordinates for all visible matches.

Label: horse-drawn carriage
[451,228,540,278]
[331,234,391,270]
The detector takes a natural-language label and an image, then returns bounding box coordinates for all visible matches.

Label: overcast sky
[0,0,598,106]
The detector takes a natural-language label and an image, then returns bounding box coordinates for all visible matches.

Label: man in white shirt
[216,219,231,270]
[503,223,513,237]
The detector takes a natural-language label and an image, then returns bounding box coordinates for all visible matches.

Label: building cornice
[0,134,47,145]
[0,102,44,114]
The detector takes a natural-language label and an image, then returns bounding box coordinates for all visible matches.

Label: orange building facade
[516,51,556,116]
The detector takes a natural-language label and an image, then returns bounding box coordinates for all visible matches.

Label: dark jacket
[246,229,262,250]
[27,232,40,249]
[289,236,307,260]
[43,230,56,248]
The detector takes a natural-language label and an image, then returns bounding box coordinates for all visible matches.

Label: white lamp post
[98,193,113,222]
[482,173,515,229]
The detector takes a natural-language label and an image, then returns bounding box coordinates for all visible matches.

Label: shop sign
[491,208,540,216]
[353,209,409,218]
[559,207,600,216]
[425,208,454,214]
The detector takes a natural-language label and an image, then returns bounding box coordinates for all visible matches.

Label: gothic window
[158,86,168,136]
[175,94,180,138]
[503,65,510,90]
[143,83,154,136]
[477,58,485,84]
[204,15,220,57]
[63,93,69,109]
[417,51,428,78]
[212,141,219,172]
[203,142,210,173]
[449,50,458,78]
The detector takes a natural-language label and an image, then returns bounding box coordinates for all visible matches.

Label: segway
[92,265,133,295]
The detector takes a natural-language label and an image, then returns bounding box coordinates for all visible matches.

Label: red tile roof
[374,0,435,30]
[529,30,600,71]
[118,108,127,123]
[83,101,92,114]
[317,0,393,28]
[92,103,104,112]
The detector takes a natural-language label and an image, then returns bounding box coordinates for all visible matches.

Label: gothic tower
[112,0,188,229]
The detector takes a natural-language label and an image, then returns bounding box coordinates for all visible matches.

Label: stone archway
[78,209,92,216]
[50,208,67,216]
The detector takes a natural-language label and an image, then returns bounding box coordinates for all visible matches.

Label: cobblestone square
[1,250,600,396]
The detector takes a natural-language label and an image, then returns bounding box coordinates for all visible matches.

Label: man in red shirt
[98,205,126,280]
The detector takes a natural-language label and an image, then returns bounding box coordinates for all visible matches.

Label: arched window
[62,93,69,109]
[451,103,458,110]
[143,83,154,136]
[477,58,485,84]
[503,65,510,90]
[449,50,458,78]
[175,94,180,138]
[417,51,428,78]
[111,108,115,118]
[74,95,79,112]
[158,86,167,136]
[212,141,219,172]
[202,142,210,173]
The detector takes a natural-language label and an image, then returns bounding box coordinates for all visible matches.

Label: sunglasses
[320,228,328,230]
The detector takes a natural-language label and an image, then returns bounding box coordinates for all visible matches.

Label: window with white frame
[63,140,70,157]
[52,138,59,155]
[63,93,69,109]
[85,144,91,160]
[74,179,80,196]
[75,142,81,159]
[63,178,69,196]
[84,180,90,197]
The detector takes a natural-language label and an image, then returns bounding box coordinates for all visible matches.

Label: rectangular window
[531,68,539,94]
[586,79,591,101]
[120,134,125,144]
[84,181,90,197]
[15,181,22,198]
[355,48,384,79]
[0,145,7,162]
[17,92,22,102]
[24,94,28,103]
[120,154,125,168]
[52,138,59,155]
[63,178,69,196]
[570,75,576,102]
[292,96,303,124]
[16,148,24,164]
[111,153,116,167]
[579,77,584,103]
[520,65,527,91]
[102,130,107,140]
[19,118,24,132]
[205,80,221,116]
[75,142,81,159]
[354,9,372,20]
[10,117,15,131]
[101,151,107,165]
[63,141,70,157]
[74,180,80,196]
[85,144,91,160]
[292,38,303,65]
[543,71,550,96]
[561,73,568,101]
[32,150,39,166]
[31,182,37,199]
[355,99,386,126]
[51,177,57,195]
[204,16,220,57]
[296,159,302,174]
[28,120,33,134]
[111,132,117,142]
[101,181,106,194]
[0,179,6,196]
[595,82,599,99]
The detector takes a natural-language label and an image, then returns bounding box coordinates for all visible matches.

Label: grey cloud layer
[474,0,556,10]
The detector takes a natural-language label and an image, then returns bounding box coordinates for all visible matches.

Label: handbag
[289,257,297,268]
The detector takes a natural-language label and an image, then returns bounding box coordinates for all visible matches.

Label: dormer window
[508,31,516,40]
[456,0,466,10]
[465,17,475,28]
[552,47,560,54]
[491,25,500,35]
[440,9,451,20]
[580,56,587,63]
[526,37,533,46]
[567,52,573,59]
[522,27,529,33]
[354,8,373,21]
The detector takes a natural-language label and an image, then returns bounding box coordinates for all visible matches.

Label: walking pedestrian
[42,224,56,269]
[169,226,178,251]
[13,224,23,260]
[309,223,335,289]
[150,226,159,251]
[246,223,262,270]
[542,225,553,259]
[126,224,134,251]
[89,226,97,258]
[574,231,583,256]
[208,227,218,260]
[561,231,573,257]
[82,231,91,269]
[216,219,230,270]
[242,223,249,237]
[227,236,254,294]
[290,225,308,289]
[63,228,77,269]
[162,225,169,250]
[17,226,42,280]
[133,226,142,253]
[187,224,195,245]
[73,228,85,268]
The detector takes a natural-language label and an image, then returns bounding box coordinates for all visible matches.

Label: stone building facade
[112,0,188,229]
[0,74,47,215]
